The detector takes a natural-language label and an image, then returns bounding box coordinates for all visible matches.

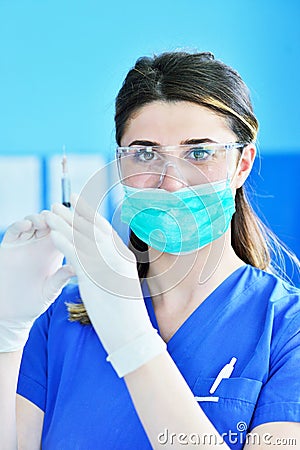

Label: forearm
[0,350,22,450]
[124,351,229,449]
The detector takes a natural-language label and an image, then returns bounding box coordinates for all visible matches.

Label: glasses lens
[117,145,237,188]
[118,148,165,188]
[179,146,228,185]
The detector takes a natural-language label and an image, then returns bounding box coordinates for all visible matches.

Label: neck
[146,228,245,306]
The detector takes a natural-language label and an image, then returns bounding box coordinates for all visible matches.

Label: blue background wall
[0,0,299,282]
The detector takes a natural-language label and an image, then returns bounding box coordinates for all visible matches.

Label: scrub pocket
[192,377,263,449]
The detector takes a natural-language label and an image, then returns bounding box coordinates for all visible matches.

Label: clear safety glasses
[116,142,246,188]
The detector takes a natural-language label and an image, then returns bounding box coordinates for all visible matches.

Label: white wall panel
[0,156,40,229]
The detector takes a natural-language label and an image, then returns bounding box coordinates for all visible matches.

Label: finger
[45,210,94,255]
[47,205,128,265]
[71,193,112,235]
[18,228,36,242]
[43,211,73,243]
[50,231,79,269]
[72,213,99,243]
[2,219,33,244]
[51,203,96,243]
[51,204,95,241]
[24,213,50,238]
[69,199,130,260]
[51,203,97,239]
[43,264,76,302]
[24,213,48,230]
[35,229,49,239]
[51,203,73,226]
[55,195,112,241]
[71,193,94,223]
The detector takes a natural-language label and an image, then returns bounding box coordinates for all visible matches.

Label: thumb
[43,264,76,303]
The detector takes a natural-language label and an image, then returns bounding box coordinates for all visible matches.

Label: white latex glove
[44,195,166,377]
[0,213,74,352]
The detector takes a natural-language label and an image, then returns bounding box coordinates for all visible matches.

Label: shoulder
[223,264,300,324]
[240,265,300,309]
[230,265,300,342]
[243,265,300,346]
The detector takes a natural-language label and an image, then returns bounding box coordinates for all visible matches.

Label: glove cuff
[106,329,167,377]
[0,321,31,353]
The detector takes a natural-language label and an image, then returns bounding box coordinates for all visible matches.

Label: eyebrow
[127,138,218,146]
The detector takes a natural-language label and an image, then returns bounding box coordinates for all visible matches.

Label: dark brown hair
[115,51,269,279]
[68,51,288,323]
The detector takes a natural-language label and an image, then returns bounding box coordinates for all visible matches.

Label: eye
[186,148,212,162]
[133,148,158,162]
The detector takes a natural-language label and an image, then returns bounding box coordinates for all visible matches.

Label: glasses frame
[116,142,248,187]
[116,142,247,156]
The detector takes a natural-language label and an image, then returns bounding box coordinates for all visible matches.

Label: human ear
[233,144,256,189]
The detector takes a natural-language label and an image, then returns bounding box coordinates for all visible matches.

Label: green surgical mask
[121,180,235,254]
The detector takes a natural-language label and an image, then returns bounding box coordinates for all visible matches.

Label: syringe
[61,147,77,284]
[61,146,71,208]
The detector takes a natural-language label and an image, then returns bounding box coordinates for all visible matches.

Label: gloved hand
[0,213,74,352]
[44,195,166,377]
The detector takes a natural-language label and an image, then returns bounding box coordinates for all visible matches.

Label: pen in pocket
[209,357,237,394]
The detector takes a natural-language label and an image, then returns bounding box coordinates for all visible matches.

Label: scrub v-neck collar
[142,265,249,351]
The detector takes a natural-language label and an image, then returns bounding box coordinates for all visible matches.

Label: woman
[0,51,299,449]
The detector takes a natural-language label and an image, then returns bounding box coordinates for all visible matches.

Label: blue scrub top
[17,265,300,449]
